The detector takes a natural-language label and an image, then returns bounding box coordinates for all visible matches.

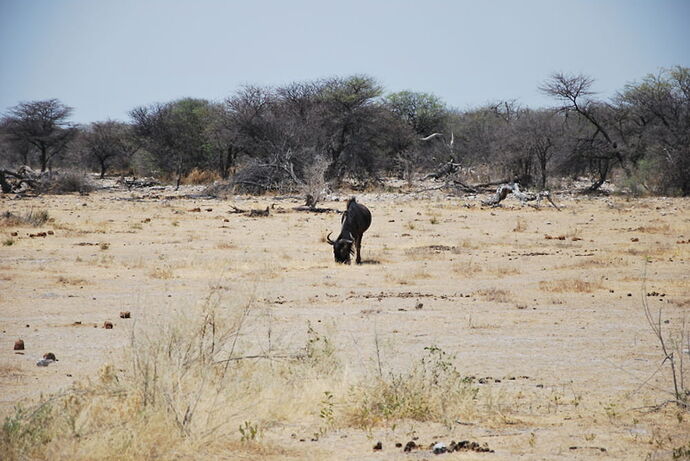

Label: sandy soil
[1,185,689,459]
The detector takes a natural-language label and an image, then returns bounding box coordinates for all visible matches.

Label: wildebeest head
[326,232,354,264]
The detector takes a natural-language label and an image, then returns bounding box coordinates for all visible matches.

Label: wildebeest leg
[355,236,363,264]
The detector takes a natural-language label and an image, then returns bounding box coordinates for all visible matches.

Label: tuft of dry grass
[181,168,221,185]
[56,276,87,286]
[558,257,624,269]
[454,263,519,278]
[1,209,50,227]
[539,278,604,293]
[513,217,527,232]
[632,224,672,234]
[476,288,512,303]
[149,266,175,279]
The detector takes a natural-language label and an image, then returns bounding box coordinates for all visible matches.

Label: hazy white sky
[1,0,688,123]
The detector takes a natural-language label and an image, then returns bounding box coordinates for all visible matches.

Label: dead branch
[227,205,270,217]
[248,206,270,217]
[422,159,462,180]
[214,353,302,363]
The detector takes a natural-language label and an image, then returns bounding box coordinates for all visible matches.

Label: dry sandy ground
[1,185,689,459]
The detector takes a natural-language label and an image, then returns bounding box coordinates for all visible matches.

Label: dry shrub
[1,209,50,227]
[45,171,94,194]
[181,168,220,185]
[345,346,478,429]
[0,294,340,460]
[539,278,604,293]
[301,155,329,208]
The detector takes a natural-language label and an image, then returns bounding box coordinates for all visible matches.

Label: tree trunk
[40,145,48,173]
[0,171,11,193]
[539,160,547,190]
[587,158,610,192]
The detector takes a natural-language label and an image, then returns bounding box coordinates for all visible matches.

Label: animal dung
[14,339,25,350]
[119,311,131,319]
[103,321,114,329]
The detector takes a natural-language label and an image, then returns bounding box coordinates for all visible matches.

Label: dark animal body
[327,197,371,264]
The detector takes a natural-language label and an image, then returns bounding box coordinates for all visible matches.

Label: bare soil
[1,185,689,459]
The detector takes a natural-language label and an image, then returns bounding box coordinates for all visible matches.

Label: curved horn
[326,232,335,245]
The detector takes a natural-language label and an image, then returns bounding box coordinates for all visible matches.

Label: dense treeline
[1,67,688,195]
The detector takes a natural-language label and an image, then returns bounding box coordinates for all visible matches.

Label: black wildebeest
[326,197,371,264]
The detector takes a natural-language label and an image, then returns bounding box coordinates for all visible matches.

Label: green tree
[617,66,690,194]
[130,98,214,188]
[385,90,448,136]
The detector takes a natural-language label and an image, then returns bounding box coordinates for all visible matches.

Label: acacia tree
[80,121,138,177]
[2,99,77,172]
[540,73,629,191]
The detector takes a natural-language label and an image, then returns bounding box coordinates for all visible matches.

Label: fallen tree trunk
[0,167,43,193]
[482,183,560,210]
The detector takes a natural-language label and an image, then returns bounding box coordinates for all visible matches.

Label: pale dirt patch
[1,189,689,459]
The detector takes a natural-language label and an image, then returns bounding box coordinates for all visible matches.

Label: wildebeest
[326,197,371,264]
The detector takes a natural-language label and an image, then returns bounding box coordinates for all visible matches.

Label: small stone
[103,321,114,329]
[14,339,24,350]
[432,442,447,454]
[404,441,417,452]
[119,311,131,319]
[373,441,382,451]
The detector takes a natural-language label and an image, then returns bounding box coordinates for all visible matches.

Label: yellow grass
[539,278,604,293]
